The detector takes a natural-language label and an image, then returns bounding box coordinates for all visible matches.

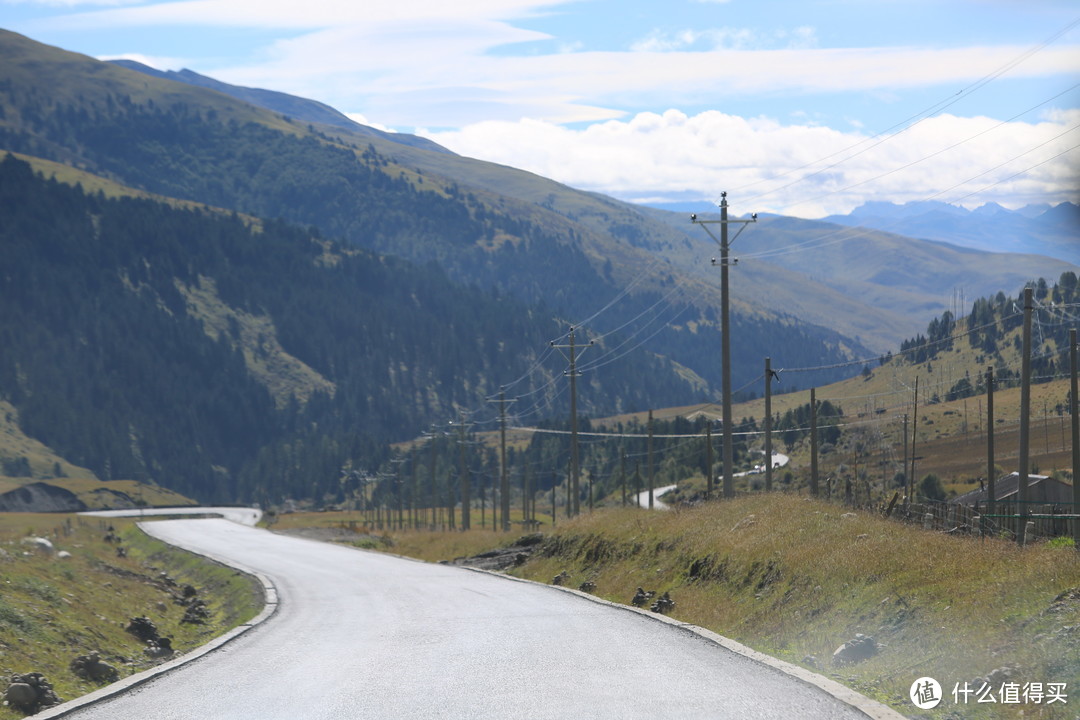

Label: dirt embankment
[0,482,87,512]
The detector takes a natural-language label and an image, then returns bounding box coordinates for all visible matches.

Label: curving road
[635,453,791,511]
[634,484,678,510]
[46,518,896,719]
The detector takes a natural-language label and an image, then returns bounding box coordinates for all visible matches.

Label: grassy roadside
[0,514,263,718]
[355,494,1079,719]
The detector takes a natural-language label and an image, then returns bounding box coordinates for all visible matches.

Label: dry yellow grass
[371,494,1079,718]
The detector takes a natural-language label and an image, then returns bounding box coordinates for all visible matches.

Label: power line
[779,83,1080,214]
[729,16,1080,208]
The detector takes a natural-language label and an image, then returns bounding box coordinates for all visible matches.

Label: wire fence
[888,498,1079,542]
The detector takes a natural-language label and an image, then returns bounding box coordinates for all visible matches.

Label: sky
[4,0,1079,217]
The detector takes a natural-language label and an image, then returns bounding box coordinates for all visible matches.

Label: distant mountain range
[823,200,1079,265]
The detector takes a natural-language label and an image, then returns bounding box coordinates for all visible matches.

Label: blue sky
[4,0,1079,216]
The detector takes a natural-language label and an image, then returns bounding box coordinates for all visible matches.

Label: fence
[891,499,1079,541]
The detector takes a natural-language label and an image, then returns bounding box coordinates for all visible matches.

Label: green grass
[0,515,263,718]
[370,494,1080,719]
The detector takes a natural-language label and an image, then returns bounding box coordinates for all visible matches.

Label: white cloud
[421,109,1080,217]
[97,51,188,69]
[5,0,141,7]
[28,0,1078,130]
[630,25,816,52]
[240,41,1077,128]
[36,0,564,30]
[344,113,392,133]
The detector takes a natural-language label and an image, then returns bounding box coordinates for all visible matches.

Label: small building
[950,472,1074,507]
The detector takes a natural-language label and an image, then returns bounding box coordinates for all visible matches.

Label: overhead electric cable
[727,16,1080,206]
[781,83,1080,213]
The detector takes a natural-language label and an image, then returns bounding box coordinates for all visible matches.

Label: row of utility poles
[363,197,1077,549]
[793,287,1079,548]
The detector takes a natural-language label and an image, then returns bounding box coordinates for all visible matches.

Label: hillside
[0,154,712,503]
[641,208,1078,351]
[0,29,868,397]
[668,274,1080,500]
[105,59,452,155]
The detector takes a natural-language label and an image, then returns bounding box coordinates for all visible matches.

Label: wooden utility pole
[621,450,627,507]
[490,389,516,531]
[551,328,591,517]
[810,388,819,497]
[1017,287,1033,546]
[499,391,509,531]
[523,464,532,527]
[910,377,919,500]
[765,357,775,492]
[411,460,419,530]
[456,416,470,531]
[396,459,404,531]
[1070,328,1079,550]
[705,421,714,501]
[428,434,438,529]
[588,465,594,513]
[692,195,756,499]
[903,414,910,504]
[986,366,996,534]
[648,409,655,509]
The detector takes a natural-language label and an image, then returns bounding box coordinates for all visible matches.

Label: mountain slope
[106,59,451,155]
[641,207,1078,349]
[0,153,707,502]
[0,29,869,395]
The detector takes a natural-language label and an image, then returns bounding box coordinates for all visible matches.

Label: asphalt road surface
[51,518,886,719]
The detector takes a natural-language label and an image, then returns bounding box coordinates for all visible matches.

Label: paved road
[50,518,887,719]
[80,506,262,526]
[634,483,678,510]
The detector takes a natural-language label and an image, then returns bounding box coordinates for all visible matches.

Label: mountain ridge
[100,42,1076,349]
[823,200,1079,264]
[106,58,452,156]
[0,28,870,393]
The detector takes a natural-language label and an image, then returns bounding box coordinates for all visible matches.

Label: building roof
[950,472,1053,506]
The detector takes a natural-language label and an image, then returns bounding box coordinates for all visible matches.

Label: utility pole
[765,357,777,492]
[410,459,419,530]
[810,388,819,496]
[455,415,471,531]
[588,465,594,512]
[903,414,910,504]
[523,463,533,527]
[705,421,714,501]
[910,377,919,501]
[392,457,405,531]
[489,389,516,532]
[1070,328,1079,551]
[634,461,642,504]
[692,194,757,499]
[427,433,438,530]
[986,366,996,534]
[1017,287,1033,546]
[551,328,592,517]
[648,409,655,509]
[621,449,627,507]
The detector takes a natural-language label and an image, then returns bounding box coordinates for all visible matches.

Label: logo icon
[910,677,942,709]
